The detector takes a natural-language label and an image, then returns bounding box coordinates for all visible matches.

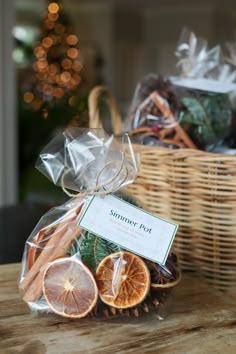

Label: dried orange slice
[42,257,98,318]
[96,251,150,309]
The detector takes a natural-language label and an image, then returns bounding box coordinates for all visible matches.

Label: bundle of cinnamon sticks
[19,201,83,303]
[130,91,197,149]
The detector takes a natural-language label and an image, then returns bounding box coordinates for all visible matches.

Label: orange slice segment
[42,257,98,318]
[96,251,150,309]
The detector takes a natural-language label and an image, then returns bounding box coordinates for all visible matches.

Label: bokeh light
[28,0,83,110]
[62,58,72,69]
[23,92,34,103]
[67,35,78,46]
[42,37,53,48]
[48,3,59,14]
[67,48,79,59]
[48,13,59,22]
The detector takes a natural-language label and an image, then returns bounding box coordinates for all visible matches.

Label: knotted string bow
[36,128,139,199]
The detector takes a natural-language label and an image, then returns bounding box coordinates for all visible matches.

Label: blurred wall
[0,0,17,207]
[66,0,236,111]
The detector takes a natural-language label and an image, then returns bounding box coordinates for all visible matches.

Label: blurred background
[1,0,236,261]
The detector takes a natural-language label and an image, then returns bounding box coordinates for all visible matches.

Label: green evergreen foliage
[179,93,232,148]
[71,231,119,271]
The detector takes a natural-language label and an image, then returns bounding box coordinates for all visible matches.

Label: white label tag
[79,194,178,265]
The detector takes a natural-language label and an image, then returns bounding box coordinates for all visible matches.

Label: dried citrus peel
[42,257,98,318]
[96,251,150,309]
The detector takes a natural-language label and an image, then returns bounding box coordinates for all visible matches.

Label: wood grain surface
[0,263,236,354]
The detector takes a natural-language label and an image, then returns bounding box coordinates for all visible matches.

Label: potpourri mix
[127,28,236,152]
[19,128,181,319]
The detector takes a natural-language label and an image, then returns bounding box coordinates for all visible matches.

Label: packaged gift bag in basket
[128,28,236,151]
[19,127,181,319]
[88,81,236,292]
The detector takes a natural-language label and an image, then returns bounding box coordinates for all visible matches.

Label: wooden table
[0,263,236,354]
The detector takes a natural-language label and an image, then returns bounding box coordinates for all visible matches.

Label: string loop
[61,152,128,198]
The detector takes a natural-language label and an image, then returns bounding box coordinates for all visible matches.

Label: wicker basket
[88,85,236,291]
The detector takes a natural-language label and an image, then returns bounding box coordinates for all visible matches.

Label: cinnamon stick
[174,123,197,149]
[151,91,197,149]
[23,224,82,303]
[19,202,82,292]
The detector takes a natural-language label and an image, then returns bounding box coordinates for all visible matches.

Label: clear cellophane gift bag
[19,127,181,320]
[127,28,236,151]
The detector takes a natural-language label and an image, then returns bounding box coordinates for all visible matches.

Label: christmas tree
[18,1,89,202]
[23,0,83,115]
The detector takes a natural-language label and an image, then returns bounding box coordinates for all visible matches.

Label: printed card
[79,194,178,264]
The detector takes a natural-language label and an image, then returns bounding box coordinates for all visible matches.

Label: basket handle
[88,85,123,135]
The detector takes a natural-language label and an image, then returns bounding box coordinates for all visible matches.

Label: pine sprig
[70,231,119,271]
